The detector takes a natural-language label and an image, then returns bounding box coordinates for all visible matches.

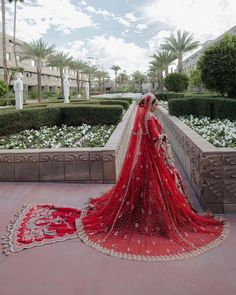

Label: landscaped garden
[0,97,132,149]
[0,124,115,149]
[179,115,236,147]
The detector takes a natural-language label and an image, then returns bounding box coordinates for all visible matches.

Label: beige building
[0,33,89,94]
[183,25,236,75]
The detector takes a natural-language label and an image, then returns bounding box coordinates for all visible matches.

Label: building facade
[0,33,89,94]
[183,25,236,75]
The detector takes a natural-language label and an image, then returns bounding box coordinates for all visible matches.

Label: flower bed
[0,124,115,149]
[179,115,236,148]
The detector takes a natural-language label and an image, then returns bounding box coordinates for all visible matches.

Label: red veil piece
[76,93,229,261]
[2,93,229,261]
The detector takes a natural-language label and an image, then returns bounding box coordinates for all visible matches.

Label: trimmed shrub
[164,73,189,93]
[28,90,37,99]
[0,104,123,136]
[61,105,123,126]
[155,93,185,101]
[91,97,133,105]
[0,98,15,106]
[0,108,61,136]
[168,97,236,120]
[72,99,129,110]
[0,80,8,97]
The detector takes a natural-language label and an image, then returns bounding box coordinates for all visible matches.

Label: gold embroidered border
[76,207,230,262]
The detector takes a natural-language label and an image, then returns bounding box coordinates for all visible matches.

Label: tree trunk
[37,67,42,102]
[98,77,101,93]
[165,67,168,77]
[60,68,64,96]
[88,74,91,95]
[102,78,105,93]
[76,70,80,94]
[152,81,155,92]
[1,0,8,83]
[114,71,117,92]
[158,72,164,94]
[13,1,18,68]
[178,55,183,73]
[80,79,84,96]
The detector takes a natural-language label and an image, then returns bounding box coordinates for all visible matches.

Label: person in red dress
[3,93,229,260]
[76,93,229,261]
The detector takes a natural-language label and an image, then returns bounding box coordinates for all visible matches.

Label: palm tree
[95,69,109,93]
[8,0,24,67]
[47,51,73,96]
[116,72,129,92]
[82,64,98,96]
[19,39,55,102]
[100,70,109,93]
[111,65,121,92]
[69,59,88,95]
[1,0,8,83]
[151,50,176,77]
[161,30,200,73]
[132,71,147,92]
[149,60,165,93]
[147,67,157,92]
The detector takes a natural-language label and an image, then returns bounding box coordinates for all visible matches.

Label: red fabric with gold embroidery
[76,94,229,261]
[3,94,229,260]
[2,204,81,254]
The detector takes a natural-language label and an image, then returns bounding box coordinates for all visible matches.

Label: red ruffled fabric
[2,95,229,260]
[76,95,229,261]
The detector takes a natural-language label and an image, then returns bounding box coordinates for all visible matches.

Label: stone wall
[157,106,236,213]
[0,102,137,184]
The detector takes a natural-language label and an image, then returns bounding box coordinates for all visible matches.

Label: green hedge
[71,99,129,110]
[91,97,133,105]
[155,93,185,101]
[168,97,236,120]
[0,108,61,136]
[0,105,123,136]
[60,105,123,126]
[0,98,15,106]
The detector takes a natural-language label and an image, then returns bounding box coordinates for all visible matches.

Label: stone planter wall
[157,106,236,214]
[0,102,137,184]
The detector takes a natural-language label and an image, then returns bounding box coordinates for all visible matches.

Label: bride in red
[2,93,229,261]
[76,93,229,261]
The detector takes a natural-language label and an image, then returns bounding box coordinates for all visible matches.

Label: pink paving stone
[0,182,236,295]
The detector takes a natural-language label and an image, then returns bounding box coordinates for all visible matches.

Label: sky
[2,0,236,77]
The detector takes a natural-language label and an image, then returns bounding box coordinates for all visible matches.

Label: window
[31,60,36,67]
[6,53,11,61]
[16,55,20,61]
[26,72,32,78]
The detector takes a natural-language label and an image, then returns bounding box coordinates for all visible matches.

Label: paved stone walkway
[0,157,235,295]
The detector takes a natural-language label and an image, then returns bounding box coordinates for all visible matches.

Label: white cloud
[125,12,139,22]
[82,4,135,27]
[116,17,131,27]
[60,35,149,76]
[147,30,172,53]
[142,0,236,42]
[121,29,130,38]
[79,1,87,6]
[136,24,148,31]
[84,5,115,18]
[6,0,94,41]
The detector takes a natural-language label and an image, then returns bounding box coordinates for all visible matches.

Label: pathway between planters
[0,162,235,295]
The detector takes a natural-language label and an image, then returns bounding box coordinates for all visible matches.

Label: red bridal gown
[3,97,229,260]
[76,102,229,261]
